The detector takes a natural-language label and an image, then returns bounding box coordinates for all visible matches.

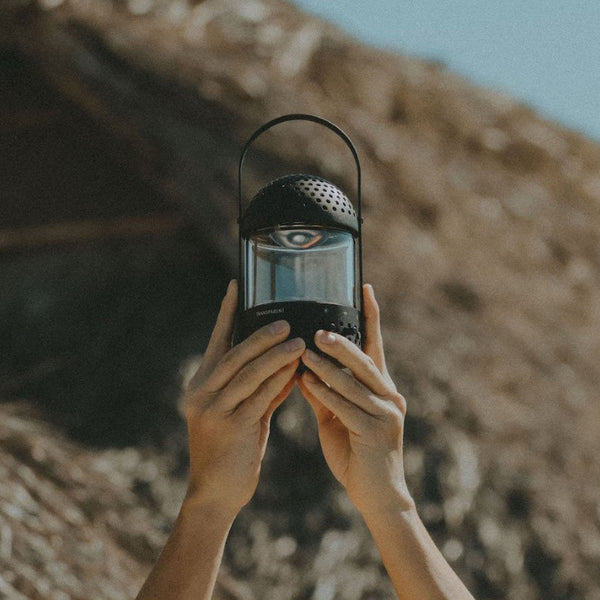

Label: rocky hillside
[1,0,599,598]
[0,402,248,600]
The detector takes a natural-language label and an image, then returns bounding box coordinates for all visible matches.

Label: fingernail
[283,337,304,352]
[317,330,336,344]
[269,320,289,335]
[305,348,321,362]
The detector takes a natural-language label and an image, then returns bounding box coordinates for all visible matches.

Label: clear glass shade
[243,227,358,309]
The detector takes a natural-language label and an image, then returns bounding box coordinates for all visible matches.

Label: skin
[136,281,475,600]
[299,284,475,600]
[298,284,413,518]
[136,280,304,600]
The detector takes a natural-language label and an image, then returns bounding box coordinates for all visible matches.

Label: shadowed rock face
[1,1,600,598]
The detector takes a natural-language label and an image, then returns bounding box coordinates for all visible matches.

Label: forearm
[362,496,475,600]
[136,496,235,600]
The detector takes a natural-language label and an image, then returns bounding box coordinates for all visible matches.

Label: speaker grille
[292,176,357,218]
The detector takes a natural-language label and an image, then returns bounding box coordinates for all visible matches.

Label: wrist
[181,486,241,525]
[354,485,417,522]
[359,493,421,551]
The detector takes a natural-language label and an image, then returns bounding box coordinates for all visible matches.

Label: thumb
[188,280,237,390]
[362,283,389,378]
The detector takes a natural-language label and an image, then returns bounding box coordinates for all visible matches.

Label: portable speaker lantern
[235,114,364,356]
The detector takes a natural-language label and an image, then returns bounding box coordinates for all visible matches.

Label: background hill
[1,1,599,598]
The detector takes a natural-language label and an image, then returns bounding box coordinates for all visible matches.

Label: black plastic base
[235,301,362,369]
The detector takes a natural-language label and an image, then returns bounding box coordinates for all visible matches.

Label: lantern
[235,114,364,356]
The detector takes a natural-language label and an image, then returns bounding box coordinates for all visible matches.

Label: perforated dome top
[240,174,359,235]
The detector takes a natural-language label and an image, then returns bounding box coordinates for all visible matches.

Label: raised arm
[136,280,305,600]
[298,284,475,600]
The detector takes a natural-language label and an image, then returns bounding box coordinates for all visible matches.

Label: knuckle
[375,409,403,445]
[184,382,218,412]
[318,382,335,401]
[253,325,276,344]
[389,407,404,429]
[203,391,222,412]
[234,364,253,386]
[265,345,292,369]
[230,400,252,424]
[363,355,381,379]
[251,376,270,398]
[183,385,203,410]
[231,327,278,360]
[218,347,239,372]
[231,368,248,387]
[184,390,216,423]
[378,401,403,428]
[391,391,407,415]
[363,354,377,371]
[187,373,209,395]
[270,362,292,385]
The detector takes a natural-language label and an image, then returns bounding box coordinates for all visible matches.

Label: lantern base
[235,301,363,369]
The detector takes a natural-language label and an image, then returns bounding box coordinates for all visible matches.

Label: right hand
[183,280,305,517]
[297,284,414,517]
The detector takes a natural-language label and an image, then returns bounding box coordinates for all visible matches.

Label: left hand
[297,284,414,517]
[183,280,304,517]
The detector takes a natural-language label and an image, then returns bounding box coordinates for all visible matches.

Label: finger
[221,337,305,409]
[236,360,298,422]
[313,330,392,397]
[204,319,292,392]
[297,376,335,425]
[205,279,237,361]
[362,284,388,375]
[263,369,299,422]
[301,348,389,417]
[300,371,372,434]
[188,279,237,390]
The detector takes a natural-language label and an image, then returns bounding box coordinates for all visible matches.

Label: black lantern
[235,114,364,355]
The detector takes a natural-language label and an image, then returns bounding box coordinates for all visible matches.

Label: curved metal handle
[238,113,362,223]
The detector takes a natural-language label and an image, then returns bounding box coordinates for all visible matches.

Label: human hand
[297,284,414,517]
[183,280,305,517]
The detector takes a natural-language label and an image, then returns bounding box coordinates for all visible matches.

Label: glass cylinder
[243,227,358,310]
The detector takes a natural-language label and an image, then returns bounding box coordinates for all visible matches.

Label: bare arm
[361,501,475,600]
[298,284,475,600]
[136,280,304,600]
[135,499,233,600]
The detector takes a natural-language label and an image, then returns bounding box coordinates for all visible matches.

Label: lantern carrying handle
[238,113,362,224]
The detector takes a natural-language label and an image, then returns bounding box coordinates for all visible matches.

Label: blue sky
[293,0,600,141]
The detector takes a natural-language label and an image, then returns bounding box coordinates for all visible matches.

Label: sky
[293,0,600,142]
